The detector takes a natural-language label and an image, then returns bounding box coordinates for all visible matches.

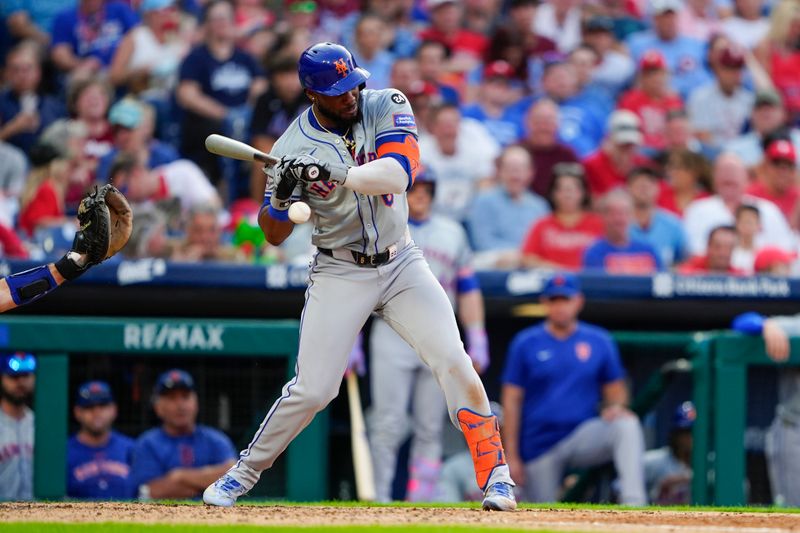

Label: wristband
[268,205,290,221]
[466,326,489,372]
[54,253,87,281]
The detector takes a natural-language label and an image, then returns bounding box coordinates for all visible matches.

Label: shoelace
[488,483,513,498]
[218,476,243,493]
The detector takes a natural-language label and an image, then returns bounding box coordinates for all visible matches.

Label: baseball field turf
[3,502,800,532]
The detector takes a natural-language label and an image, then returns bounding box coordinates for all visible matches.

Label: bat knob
[307,165,320,180]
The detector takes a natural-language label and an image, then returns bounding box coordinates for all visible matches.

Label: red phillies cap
[407,80,438,98]
[483,60,515,80]
[718,45,745,69]
[639,50,666,71]
[766,139,797,164]
[754,246,797,272]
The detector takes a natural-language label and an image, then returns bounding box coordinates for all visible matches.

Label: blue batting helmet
[298,42,370,96]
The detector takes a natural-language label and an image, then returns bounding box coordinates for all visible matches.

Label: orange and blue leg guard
[457,408,506,491]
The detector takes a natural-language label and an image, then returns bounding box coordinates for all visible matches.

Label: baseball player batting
[367,167,490,502]
[203,42,516,511]
[0,185,132,314]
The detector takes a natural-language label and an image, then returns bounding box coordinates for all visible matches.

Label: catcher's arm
[0,265,65,313]
[0,185,132,313]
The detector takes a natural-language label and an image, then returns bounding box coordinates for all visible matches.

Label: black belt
[318,247,392,267]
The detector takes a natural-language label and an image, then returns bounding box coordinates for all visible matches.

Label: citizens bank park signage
[502,270,797,300]
[651,273,792,299]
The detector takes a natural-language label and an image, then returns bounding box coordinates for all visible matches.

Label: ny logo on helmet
[334,58,349,77]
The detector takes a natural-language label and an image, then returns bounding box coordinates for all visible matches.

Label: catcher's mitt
[73,184,133,265]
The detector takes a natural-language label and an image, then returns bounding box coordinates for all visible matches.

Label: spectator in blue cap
[643,401,695,505]
[502,273,646,504]
[67,381,135,499]
[130,369,236,500]
[0,352,36,501]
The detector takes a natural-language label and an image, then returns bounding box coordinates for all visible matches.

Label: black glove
[55,185,133,280]
[282,154,349,184]
[269,159,299,210]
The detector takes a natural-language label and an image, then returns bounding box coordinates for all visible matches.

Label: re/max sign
[123,324,225,351]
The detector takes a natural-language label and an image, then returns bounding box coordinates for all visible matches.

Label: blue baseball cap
[672,401,696,430]
[76,380,114,407]
[541,273,581,299]
[154,369,195,395]
[2,353,36,376]
[108,99,144,129]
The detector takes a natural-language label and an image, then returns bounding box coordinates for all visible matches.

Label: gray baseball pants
[227,243,512,491]
[523,416,646,505]
[369,317,448,502]
[766,414,800,506]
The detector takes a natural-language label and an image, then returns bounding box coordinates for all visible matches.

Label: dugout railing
[0,315,326,501]
[690,332,800,506]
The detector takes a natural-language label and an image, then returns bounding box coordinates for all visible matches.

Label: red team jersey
[521,213,605,269]
[18,181,63,237]
[583,150,651,197]
[746,181,799,225]
[617,89,683,149]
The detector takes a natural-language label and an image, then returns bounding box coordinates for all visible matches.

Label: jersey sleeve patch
[392,113,416,129]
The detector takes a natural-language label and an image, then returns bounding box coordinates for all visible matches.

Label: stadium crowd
[0,0,799,275]
[2,0,800,509]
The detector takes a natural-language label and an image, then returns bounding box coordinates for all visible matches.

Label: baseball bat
[346,372,377,501]
[205,134,280,166]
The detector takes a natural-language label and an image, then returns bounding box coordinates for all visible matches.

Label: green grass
[2,526,575,533]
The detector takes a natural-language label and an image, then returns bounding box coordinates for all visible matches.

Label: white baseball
[288,201,311,224]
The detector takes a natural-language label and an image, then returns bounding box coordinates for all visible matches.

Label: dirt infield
[2,502,800,532]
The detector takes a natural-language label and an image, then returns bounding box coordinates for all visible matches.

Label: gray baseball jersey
[764,315,800,505]
[265,89,417,252]
[0,407,33,501]
[224,84,513,499]
[409,216,473,307]
[369,214,475,501]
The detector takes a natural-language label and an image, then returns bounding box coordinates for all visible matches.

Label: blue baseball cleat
[203,474,248,507]
[482,482,517,511]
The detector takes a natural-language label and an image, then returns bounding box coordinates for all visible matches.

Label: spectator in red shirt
[747,138,799,226]
[521,98,579,197]
[0,224,28,259]
[754,0,800,123]
[618,51,684,151]
[583,110,651,199]
[678,225,745,275]
[17,143,71,237]
[754,246,797,275]
[418,0,487,75]
[521,163,604,269]
[658,149,711,216]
